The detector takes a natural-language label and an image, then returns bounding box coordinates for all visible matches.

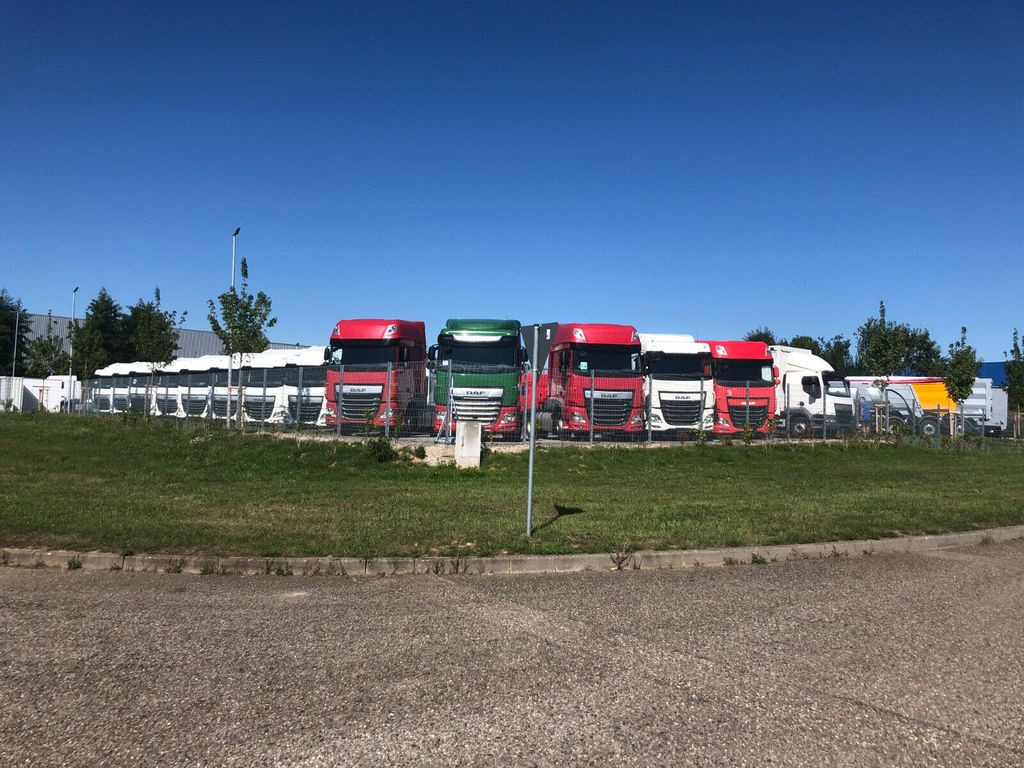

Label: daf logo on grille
[465,390,486,396]
[347,387,369,393]
[597,392,617,398]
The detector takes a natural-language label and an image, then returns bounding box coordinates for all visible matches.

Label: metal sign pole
[526,324,539,538]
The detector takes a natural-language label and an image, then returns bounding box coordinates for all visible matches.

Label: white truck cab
[770,345,852,438]
[639,333,714,436]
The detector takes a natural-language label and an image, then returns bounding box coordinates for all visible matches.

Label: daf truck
[324,319,429,432]
[770,345,852,438]
[538,323,644,439]
[639,333,714,436]
[703,340,778,436]
[429,319,527,439]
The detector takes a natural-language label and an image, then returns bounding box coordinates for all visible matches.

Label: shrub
[365,437,397,463]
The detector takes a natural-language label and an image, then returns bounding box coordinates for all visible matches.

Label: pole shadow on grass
[533,504,585,534]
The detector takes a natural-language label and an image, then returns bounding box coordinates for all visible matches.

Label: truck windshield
[824,373,850,398]
[714,359,773,387]
[439,340,518,368]
[573,345,640,373]
[647,354,709,380]
[328,341,394,366]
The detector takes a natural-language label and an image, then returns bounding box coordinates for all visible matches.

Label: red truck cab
[702,340,778,435]
[324,319,428,431]
[539,323,644,438]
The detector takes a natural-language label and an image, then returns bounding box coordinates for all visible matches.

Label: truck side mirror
[427,344,437,362]
[426,359,435,372]
[323,346,331,364]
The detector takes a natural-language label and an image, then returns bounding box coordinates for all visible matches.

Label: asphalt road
[2,540,1022,767]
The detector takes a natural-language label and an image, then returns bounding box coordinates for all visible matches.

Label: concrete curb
[3,525,1023,579]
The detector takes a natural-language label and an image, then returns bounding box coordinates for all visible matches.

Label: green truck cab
[428,319,526,439]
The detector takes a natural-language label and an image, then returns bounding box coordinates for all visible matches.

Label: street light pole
[227,227,240,427]
[11,310,18,377]
[67,286,78,412]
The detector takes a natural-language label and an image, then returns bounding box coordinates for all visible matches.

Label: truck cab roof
[769,345,835,374]
[551,323,640,347]
[332,319,425,345]
[701,340,772,360]
[639,333,708,355]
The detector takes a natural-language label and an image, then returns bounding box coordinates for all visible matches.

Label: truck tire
[789,414,811,439]
[917,417,939,438]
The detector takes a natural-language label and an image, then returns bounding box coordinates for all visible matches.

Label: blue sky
[2,1,1021,360]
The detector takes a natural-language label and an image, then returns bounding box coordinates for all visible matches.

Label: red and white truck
[537,323,644,439]
[701,340,778,436]
[323,319,430,432]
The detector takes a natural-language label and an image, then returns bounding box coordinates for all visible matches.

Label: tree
[24,311,70,378]
[125,288,186,366]
[944,327,979,405]
[70,288,127,379]
[854,301,945,379]
[744,326,776,345]
[1005,329,1024,412]
[207,258,278,357]
[787,335,822,356]
[0,288,31,377]
[817,335,854,373]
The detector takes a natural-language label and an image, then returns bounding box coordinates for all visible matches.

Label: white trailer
[639,333,714,435]
[770,345,852,438]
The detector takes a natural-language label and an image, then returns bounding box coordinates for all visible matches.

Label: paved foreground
[1,541,1023,766]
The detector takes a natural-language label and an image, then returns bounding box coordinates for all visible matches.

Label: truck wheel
[918,417,939,438]
[789,414,810,439]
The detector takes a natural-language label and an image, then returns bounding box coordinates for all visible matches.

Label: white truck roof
[639,333,708,355]
[769,345,834,375]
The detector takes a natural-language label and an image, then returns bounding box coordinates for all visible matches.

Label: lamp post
[226,228,240,427]
[67,286,78,412]
[10,310,18,377]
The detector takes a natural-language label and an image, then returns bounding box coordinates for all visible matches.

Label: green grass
[1,415,1023,558]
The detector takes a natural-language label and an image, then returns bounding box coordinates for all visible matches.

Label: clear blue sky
[2,1,1021,360]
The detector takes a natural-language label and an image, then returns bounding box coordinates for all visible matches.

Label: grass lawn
[1,415,1023,558]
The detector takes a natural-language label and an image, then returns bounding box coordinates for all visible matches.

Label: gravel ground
[1,540,1022,766]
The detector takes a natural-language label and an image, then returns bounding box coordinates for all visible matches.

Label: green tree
[207,257,278,357]
[0,288,31,376]
[787,335,822,356]
[744,326,776,345]
[1004,329,1024,412]
[24,311,70,378]
[817,335,854,373]
[944,327,979,405]
[855,301,945,379]
[70,288,127,379]
[125,288,187,394]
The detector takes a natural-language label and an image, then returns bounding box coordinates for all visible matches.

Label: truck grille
[728,405,768,428]
[585,393,632,426]
[660,397,702,426]
[452,396,502,423]
[245,395,275,421]
[94,396,111,411]
[336,385,381,421]
[113,395,130,411]
[156,395,179,415]
[211,396,238,418]
[182,395,208,416]
[288,395,322,423]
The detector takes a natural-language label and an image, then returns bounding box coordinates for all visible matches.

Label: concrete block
[77,552,126,571]
[558,553,615,572]
[37,550,78,569]
[508,555,554,574]
[1,549,45,568]
[364,557,416,576]
[637,550,686,570]
[455,421,482,468]
[680,549,726,567]
[462,556,510,575]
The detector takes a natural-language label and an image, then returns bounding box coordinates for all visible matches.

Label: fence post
[294,366,304,431]
[745,381,750,431]
[785,382,791,440]
[260,368,268,433]
[384,361,392,439]
[336,364,343,438]
[588,369,595,446]
[821,382,828,440]
[445,366,453,443]
[526,324,539,537]
[645,372,653,444]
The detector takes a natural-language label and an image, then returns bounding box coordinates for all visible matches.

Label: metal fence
[69,368,1019,446]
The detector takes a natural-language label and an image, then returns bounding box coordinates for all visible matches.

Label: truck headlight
[571,412,586,423]
[630,414,643,424]
[650,413,662,424]
[501,412,517,423]
[718,417,730,426]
